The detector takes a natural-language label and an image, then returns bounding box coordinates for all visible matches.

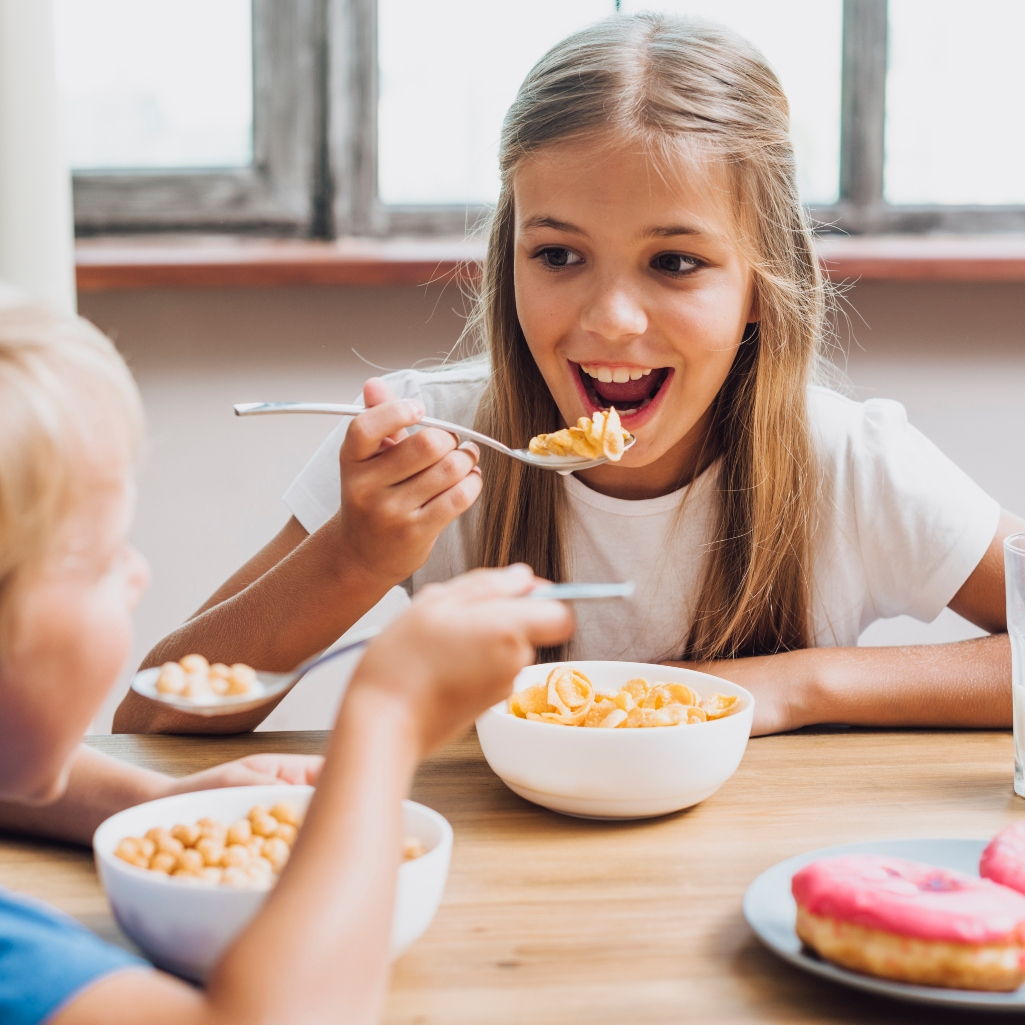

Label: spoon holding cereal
[130,632,381,717]
[234,402,635,473]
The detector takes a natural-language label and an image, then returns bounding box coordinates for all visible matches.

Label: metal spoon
[130,631,382,718]
[129,582,634,717]
[233,402,635,474]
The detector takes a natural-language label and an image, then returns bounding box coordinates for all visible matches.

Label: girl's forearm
[112,516,394,734]
[0,746,167,844]
[796,634,1011,729]
[679,634,1012,734]
[206,682,418,1025]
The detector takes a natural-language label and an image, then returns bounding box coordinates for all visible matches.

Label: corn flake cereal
[528,407,630,462]
[508,667,741,728]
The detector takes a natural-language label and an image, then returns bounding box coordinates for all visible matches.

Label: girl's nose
[579,280,648,343]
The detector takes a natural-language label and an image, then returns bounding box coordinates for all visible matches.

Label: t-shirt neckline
[562,464,715,515]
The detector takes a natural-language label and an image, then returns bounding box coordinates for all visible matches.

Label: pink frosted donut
[791,854,1025,991]
[980,821,1025,895]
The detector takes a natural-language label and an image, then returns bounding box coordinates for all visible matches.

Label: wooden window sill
[75,233,1025,292]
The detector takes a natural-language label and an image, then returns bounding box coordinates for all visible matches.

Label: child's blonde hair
[0,302,142,642]
[471,13,826,660]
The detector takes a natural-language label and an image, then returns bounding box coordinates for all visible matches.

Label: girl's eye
[652,252,701,275]
[537,247,582,269]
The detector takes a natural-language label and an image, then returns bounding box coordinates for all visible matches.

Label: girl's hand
[673,653,807,736]
[334,377,483,585]
[162,754,324,797]
[349,565,575,756]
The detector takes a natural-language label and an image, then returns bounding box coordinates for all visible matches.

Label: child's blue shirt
[0,885,145,1025]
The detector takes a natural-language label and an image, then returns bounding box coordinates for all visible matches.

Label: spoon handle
[290,583,632,678]
[234,402,515,456]
[294,629,382,681]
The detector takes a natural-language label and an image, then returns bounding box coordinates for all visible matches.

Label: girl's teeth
[579,364,654,381]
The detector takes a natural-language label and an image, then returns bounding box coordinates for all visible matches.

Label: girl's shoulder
[381,359,489,426]
[806,384,915,465]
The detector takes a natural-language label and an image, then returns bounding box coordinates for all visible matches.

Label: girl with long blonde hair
[118,13,1016,737]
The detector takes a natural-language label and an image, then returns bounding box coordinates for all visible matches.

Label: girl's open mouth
[574,363,671,418]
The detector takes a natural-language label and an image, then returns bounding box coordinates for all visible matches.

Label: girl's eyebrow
[520,215,586,235]
[519,216,720,244]
[645,224,700,238]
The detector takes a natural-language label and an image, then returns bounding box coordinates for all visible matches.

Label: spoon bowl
[130,631,380,717]
[233,402,635,473]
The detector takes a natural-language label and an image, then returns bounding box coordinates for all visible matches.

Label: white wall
[78,279,1025,732]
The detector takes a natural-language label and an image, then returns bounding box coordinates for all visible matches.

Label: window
[58,0,324,235]
[885,0,1025,207]
[58,0,1025,237]
[55,0,253,171]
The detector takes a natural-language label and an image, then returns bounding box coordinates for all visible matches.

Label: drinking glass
[1004,533,1025,797]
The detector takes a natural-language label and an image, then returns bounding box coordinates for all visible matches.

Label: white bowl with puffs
[94,784,452,980]
[476,661,754,819]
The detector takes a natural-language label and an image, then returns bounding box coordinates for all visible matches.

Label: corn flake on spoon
[130,583,634,717]
[233,402,635,474]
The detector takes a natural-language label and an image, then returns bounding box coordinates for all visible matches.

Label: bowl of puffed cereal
[93,784,452,980]
[476,661,754,819]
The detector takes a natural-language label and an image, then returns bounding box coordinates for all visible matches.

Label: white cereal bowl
[93,784,452,981]
[475,661,754,819]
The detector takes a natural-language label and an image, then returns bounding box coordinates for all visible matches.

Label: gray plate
[743,837,1025,1012]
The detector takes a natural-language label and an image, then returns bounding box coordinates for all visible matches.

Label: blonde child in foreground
[118,13,1018,739]
[0,304,572,1025]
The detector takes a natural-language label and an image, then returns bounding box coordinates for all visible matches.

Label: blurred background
[1,0,1022,731]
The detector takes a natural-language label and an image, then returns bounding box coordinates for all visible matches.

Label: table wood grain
[1,729,1020,1024]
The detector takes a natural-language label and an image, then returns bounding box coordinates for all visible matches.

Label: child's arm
[0,746,322,845]
[113,378,482,736]
[680,511,1020,735]
[53,567,573,1025]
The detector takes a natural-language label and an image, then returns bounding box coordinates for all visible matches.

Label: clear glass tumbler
[1005,533,1025,797]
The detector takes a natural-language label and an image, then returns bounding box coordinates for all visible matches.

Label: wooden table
[1,729,1021,1024]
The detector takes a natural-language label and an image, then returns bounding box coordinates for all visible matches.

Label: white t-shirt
[283,362,999,661]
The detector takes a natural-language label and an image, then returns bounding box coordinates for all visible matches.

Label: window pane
[54,0,252,171]
[885,0,1025,205]
[619,1,842,205]
[378,0,615,206]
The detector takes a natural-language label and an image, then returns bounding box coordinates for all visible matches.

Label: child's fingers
[425,564,537,603]
[489,597,576,647]
[363,377,408,446]
[342,399,425,462]
[415,469,484,535]
[358,425,463,487]
[402,442,480,508]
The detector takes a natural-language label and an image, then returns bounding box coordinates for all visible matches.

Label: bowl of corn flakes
[476,661,753,819]
[93,784,451,980]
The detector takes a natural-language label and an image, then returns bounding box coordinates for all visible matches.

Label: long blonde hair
[470,13,826,661]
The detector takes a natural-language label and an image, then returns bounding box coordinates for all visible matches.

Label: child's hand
[163,754,323,796]
[334,377,482,584]
[349,565,575,755]
[680,654,804,736]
